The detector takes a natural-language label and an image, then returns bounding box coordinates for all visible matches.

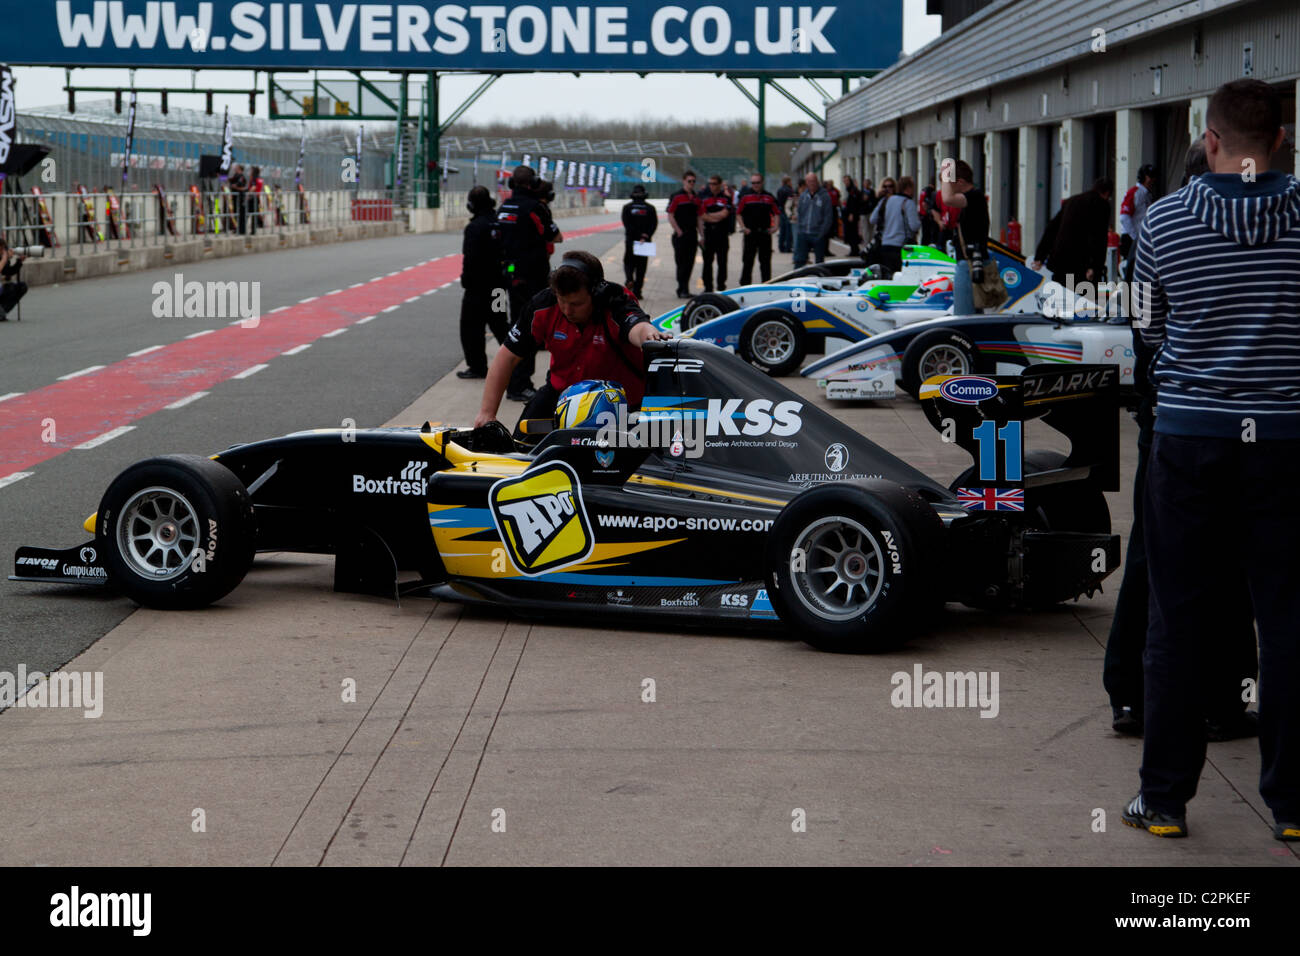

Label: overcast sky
[10,1,941,126]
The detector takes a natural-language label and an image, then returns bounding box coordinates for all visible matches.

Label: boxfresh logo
[0,666,103,718]
[49,886,150,936]
[352,461,428,496]
[489,461,593,575]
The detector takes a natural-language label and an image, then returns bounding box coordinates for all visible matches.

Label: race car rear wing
[918,364,1120,492]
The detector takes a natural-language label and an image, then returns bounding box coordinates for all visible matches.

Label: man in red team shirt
[474,250,672,430]
[667,170,703,298]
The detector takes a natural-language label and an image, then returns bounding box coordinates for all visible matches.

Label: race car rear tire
[681,292,738,330]
[739,310,807,377]
[765,479,945,653]
[96,455,256,610]
[900,328,978,397]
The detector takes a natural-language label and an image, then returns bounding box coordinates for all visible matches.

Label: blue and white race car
[672,240,1050,376]
[801,305,1139,401]
[652,244,958,336]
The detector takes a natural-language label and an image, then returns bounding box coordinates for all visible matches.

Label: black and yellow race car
[10,341,1122,653]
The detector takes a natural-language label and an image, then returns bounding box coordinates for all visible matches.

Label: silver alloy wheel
[918,343,970,378]
[751,319,796,365]
[686,302,722,327]
[790,516,886,622]
[116,486,201,580]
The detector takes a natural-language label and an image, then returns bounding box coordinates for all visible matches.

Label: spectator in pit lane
[1122,79,1300,842]
[0,239,28,321]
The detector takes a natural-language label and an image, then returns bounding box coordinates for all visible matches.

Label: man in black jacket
[1031,178,1113,286]
[620,184,657,300]
[737,174,779,284]
[496,165,563,401]
[457,186,514,381]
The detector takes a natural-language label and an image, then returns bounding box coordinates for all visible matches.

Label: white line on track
[269,305,290,314]
[0,392,23,403]
[355,315,377,324]
[382,304,401,313]
[165,391,209,409]
[322,328,347,338]
[185,329,215,339]
[75,426,135,449]
[283,344,312,355]
[233,364,268,379]
[404,295,421,304]
[298,296,318,304]
[57,365,105,381]
[386,270,401,277]
[327,288,343,295]
[0,471,34,490]
[128,344,164,357]
[348,281,366,289]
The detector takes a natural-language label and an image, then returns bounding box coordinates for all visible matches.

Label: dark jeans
[623,238,648,297]
[778,213,792,253]
[236,194,247,235]
[1141,433,1300,821]
[844,215,860,256]
[506,280,543,394]
[879,245,903,277]
[740,231,772,285]
[672,232,698,294]
[512,381,562,442]
[701,233,728,291]
[1104,407,1257,721]
[459,286,510,374]
[792,232,826,267]
[0,280,28,314]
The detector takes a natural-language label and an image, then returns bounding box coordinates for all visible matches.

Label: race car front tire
[96,455,256,610]
[900,328,978,397]
[739,310,807,376]
[765,479,945,653]
[681,292,739,330]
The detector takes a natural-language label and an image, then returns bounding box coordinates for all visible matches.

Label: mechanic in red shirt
[473,250,672,430]
[667,170,703,298]
[737,174,780,284]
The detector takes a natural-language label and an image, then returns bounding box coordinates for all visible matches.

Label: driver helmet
[912,274,954,301]
[556,380,628,430]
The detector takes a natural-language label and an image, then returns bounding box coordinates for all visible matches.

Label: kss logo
[489,461,593,575]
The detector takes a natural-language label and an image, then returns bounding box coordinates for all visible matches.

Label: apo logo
[938,376,998,405]
[489,461,593,576]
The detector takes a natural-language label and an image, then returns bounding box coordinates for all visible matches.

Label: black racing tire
[681,292,739,330]
[739,309,807,376]
[899,328,979,397]
[96,455,256,610]
[948,450,1111,534]
[765,479,945,653]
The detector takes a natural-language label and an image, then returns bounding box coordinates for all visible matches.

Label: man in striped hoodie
[1124,79,1300,842]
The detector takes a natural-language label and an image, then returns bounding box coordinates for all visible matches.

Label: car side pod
[764,479,946,653]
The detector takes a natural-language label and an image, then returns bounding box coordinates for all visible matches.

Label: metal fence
[0,188,403,256]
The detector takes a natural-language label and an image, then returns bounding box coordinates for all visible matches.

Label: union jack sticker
[957,487,1025,511]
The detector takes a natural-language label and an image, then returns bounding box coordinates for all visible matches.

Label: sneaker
[1206,710,1259,742]
[456,368,487,379]
[1122,793,1187,838]
[1112,706,1143,737]
[506,387,536,403]
[1274,822,1300,841]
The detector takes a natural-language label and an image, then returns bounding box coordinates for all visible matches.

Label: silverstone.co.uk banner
[1,2,901,72]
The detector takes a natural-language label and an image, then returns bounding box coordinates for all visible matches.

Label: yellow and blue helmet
[556,380,628,430]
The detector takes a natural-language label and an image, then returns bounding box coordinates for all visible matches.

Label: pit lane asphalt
[0,213,619,679]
